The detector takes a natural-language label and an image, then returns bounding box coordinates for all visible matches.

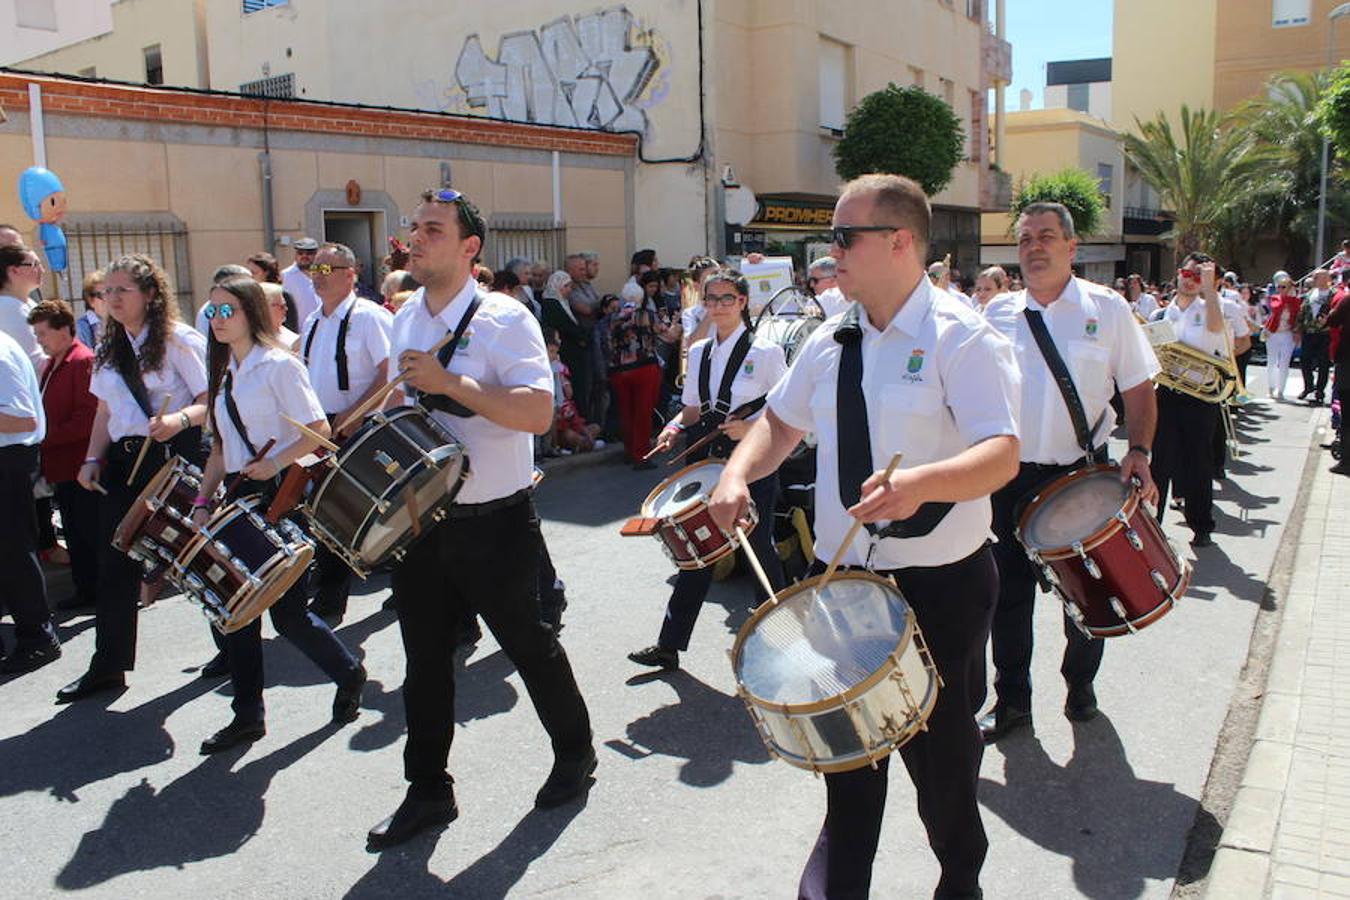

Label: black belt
[109,435,156,457]
[445,488,529,519]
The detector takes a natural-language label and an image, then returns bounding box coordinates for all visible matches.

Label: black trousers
[312,544,352,612]
[798,545,997,900]
[53,479,100,605]
[89,438,172,675]
[1338,386,1349,453]
[392,493,591,797]
[657,472,784,651]
[989,463,1103,713]
[1300,332,1331,400]
[0,445,56,651]
[1151,387,1218,535]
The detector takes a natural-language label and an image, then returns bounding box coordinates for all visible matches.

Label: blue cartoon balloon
[18,166,68,272]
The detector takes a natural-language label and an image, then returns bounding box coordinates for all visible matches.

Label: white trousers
[1266,331,1295,397]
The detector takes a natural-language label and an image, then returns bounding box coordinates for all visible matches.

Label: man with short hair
[300,242,393,623]
[1297,269,1334,405]
[0,224,23,248]
[621,248,658,304]
[281,237,322,325]
[564,253,600,323]
[981,201,1160,742]
[712,172,1020,900]
[529,260,550,299]
[807,256,849,317]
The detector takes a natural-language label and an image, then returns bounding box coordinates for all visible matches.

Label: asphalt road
[0,365,1326,899]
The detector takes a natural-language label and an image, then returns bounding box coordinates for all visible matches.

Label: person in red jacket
[28,299,99,609]
[1264,272,1301,399]
[1328,285,1350,475]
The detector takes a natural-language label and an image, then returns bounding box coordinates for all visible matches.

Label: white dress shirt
[90,321,209,440]
[213,343,326,473]
[768,277,1021,569]
[281,264,321,326]
[1220,298,1251,341]
[299,294,392,415]
[1134,292,1159,320]
[680,303,707,338]
[1162,298,1229,358]
[682,323,788,414]
[0,330,45,447]
[0,294,45,371]
[985,278,1159,465]
[813,286,851,319]
[388,279,552,504]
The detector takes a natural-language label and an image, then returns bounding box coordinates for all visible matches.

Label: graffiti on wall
[450,6,670,134]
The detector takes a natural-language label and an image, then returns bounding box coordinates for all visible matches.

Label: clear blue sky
[1004,0,1114,110]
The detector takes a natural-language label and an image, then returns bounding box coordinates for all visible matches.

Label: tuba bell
[1152,340,1237,403]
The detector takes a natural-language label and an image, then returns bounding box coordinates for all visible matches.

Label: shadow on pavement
[1186,540,1277,609]
[0,677,217,803]
[609,670,770,787]
[344,800,588,900]
[55,721,343,889]
[979,713,1213,900]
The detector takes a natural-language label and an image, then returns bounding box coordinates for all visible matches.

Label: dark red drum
[113,456,208,568]
[1017,465,1190,638]
[630,459,757,571]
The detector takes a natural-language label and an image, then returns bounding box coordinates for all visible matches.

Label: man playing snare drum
[712,173,1021,900]
[980,202,1159,743]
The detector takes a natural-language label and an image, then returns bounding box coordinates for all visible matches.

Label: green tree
[1123,105,1278,262]
[834,83,964,195]
[1008,167,1108,237]
[1318,61,1350,160]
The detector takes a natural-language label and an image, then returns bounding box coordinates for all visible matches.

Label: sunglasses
[14,259,44,269]
[703,291,742,307]
[202,302,236,320]
[309,263,352,277]
[87,289,106,298]
[830,225,900,249]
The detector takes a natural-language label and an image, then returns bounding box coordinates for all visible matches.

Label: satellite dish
[724,185,758,226]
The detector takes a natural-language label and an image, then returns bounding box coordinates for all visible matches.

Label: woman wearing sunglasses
[60,253,210,703]
[187,276,365,753]
[628,267,788,671]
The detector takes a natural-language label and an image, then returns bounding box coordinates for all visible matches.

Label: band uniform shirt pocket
[1065,341,1111,408]
[878,384,944,462]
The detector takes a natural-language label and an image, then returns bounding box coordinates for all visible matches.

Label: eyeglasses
[86,289,106,299]
[807,275,832,285]
[830,225,901,249]
[202,302,236,320]
[309,264,352,277]
[14,259,43,270]
[703,291,742,307]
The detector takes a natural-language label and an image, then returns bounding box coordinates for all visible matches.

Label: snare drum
[732,571,940,773]
[627,459,757,570]
[175,496,313,633]
[303,406,468,576]
[755,315,823,366]
[1017,465,1190,638]
[113,456,209,570]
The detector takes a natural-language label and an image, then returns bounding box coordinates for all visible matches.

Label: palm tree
[1123,105,1279,263]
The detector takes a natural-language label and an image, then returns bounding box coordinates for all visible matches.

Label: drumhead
[647,461,725,518]
[1022,469,1128,550]
[737,576,909,704]
[757,315,823,365]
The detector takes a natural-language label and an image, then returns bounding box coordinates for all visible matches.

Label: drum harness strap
[833,305,954,567]
[219,369,285,499]
[303,301,355,392]
[1022,307,1108,465]
[409,292,481,419]
[693,328,764,460]
[114,331,202,461]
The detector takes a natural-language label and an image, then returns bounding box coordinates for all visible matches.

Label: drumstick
[735,524,777,601]
[820,452,904,590]
[280,414,341,453]
[665,400,761,467]
[89,480,109,496]
[127,396,173,486]
[333,330,459,435]
[223,438,277,500]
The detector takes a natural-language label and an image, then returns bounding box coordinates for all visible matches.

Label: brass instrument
[1152,340,1238,404]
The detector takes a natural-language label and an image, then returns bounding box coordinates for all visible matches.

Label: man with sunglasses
[980,202,1160,744]
[280,236,321,326]
[712,173,1021,900]
[299,242,392,624]
[807,256,849,317]
[366,188,593,851]
[1152,251,1228,547]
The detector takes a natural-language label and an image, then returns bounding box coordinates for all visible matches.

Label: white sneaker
[594,439,607,449]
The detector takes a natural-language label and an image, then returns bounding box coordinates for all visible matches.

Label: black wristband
[1129,445,1151,458]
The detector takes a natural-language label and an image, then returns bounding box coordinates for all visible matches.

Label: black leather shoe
[1065,683,1099,722]
[200,652,229,679]
[200,719,266,754]
[535,747,597,808]
[0,639,61,675]
[978,705,1032,744]
[333,665,367,724]
[367,793,458,851]
[1191,533,1214,548]
[55,670,125,704]
[627,645,679,670]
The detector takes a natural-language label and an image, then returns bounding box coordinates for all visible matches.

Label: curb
[1195,407,1332,899]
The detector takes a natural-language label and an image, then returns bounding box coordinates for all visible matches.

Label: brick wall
[0,72,638,157]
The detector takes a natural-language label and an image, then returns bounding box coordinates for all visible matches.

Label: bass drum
[756,315,823,366]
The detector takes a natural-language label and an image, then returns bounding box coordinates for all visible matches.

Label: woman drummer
[628,267,788,671]
[60,253,210,705]
[189,276,365,753]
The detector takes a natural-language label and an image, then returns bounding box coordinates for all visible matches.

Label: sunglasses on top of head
[202,302,236,320]
[830,225,901,250]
